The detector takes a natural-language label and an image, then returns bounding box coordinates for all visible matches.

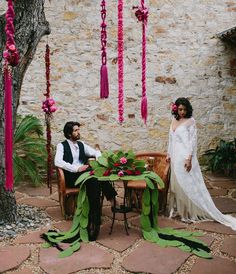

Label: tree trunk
[0,0,50,223]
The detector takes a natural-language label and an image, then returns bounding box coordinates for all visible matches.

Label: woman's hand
[184,159,192,172]
[166,155,171,163]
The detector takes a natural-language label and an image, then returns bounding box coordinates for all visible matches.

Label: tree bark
[0,0,50,223]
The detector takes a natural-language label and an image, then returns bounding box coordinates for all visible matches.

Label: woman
[167,97,236,230]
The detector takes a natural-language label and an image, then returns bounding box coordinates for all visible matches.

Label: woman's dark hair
[63,121,81,139]
[171,97,193,120]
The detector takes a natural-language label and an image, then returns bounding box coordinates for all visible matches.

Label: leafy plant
[204,138,236,176]
[13,115,47,186]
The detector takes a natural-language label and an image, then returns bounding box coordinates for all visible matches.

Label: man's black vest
[61,140,89,187]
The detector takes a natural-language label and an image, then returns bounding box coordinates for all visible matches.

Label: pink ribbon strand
[100,0,109,99]
[4,0,19,191]
[118,0,124,123]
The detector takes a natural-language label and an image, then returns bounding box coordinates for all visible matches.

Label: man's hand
[184,159,192,172]
[77,165,89,172]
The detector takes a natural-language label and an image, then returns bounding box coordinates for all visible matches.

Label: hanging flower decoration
[117,0,124,123]
[133,0,149,124]
[133,5,149,25]
[42,41,57,194]
[42,98,57,114]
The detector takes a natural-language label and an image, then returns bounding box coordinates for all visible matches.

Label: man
[55,121,117,240]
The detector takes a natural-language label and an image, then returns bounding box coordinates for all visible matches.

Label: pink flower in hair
[172,104,178,112]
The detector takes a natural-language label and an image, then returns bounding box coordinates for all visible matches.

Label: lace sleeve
[186,118,197,158]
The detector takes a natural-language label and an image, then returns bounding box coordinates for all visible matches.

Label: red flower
[103,169,111,176]
[114,163,120,167]
[135,170,141,175]
[89,170,95,175]
[126,170,133,175]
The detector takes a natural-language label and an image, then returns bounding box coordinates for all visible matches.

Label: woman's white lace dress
[168,117,236,230]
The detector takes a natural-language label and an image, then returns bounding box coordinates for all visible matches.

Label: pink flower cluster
[42,98,57,114]
[133,6,149,24]
[3,47,19,67]
[101,156,143,177]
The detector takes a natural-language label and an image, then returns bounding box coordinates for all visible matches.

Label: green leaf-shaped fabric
[80,215,89,228]
[140,214,152,231]
[58,248,74,258]
[143,188,150,206]
[94,167,107,176]
[80,227,89,242]
[192,248,212,259]
[145,177,155,189]
[75,171,91,185]
[97,156,108,167]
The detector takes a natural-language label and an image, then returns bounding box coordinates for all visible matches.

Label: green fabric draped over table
[42,150,212,259]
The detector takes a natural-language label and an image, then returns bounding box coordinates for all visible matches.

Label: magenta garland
[3,0,19,191]
[117,0,124,123]
[134,0,149,124]
[100,0,109,99]
[42,42,57,193]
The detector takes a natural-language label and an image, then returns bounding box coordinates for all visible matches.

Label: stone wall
[1,0,236,154]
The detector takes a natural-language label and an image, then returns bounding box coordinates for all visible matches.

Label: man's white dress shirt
[54,139,101,173]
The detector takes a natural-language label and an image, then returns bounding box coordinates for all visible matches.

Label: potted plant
[13,115,47,186]
[204,138,236,176]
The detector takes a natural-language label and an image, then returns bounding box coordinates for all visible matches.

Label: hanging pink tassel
[3,0,19,191]
[118,0,124,123]
[100,0,109,98]
[141,96,147,124]
[4,66,14,191]
[100,64,109,98]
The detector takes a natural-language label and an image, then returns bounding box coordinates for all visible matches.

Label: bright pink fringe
[100,0,109,98]
[4,67,13,191]
[118,0,124,123]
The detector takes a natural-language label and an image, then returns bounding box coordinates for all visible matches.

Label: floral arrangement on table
[82,150,164,189]
[42,150,212,259]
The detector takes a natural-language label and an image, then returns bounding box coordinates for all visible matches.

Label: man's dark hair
[172,97,193,120]
[63,121,81,139]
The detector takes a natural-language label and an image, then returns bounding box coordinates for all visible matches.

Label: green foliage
[204,138,236,175]
[13,115,47,186]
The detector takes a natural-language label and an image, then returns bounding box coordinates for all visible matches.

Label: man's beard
[71,134,80,141]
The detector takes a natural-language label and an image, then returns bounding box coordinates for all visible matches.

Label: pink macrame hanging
[3,0,19,191]
[118,0,124,123]
[100,0,109,99]
[134,0,149,124]
[42,41,57,194]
